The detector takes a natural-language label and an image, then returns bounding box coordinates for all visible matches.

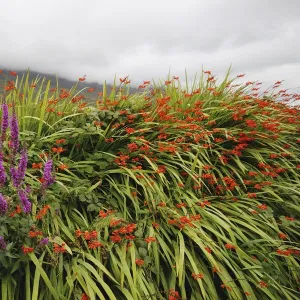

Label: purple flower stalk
[0,236,6,250]
[40,238,49,246]
[0,193,8,215]
[1,103,9,143]
[0,158,6,186]
[42,159,55,189]
[10,113,19,155]
[17,189,31,214]
[10,148,28,187]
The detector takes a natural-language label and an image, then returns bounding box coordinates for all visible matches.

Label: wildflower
[88,241,103,249]
[0,159,6,186]
[285,216,295,221]
[99,209,114,218]
[53,243,66,253]
[205,247,212,254]
[0,236,6,250]
[176,202,186,208]
[258,281,268,288]
[276,249,292,256]
[10,113,19,155]
[51,147,65,154]
[4,81,15,91]
[127,142,138,152]
[42,160,55,189]
[248,171,258,177]
[55,139,66,144]
[221,284,232,291]
[152,222,160,229]
[145,236,156,243]
[18,189,31,214]
[244,292,251,296]
[248,193,257,198]
[125,127,135,134]
[192,273,204,280]
[22,245,34,254]
[110,235,122,243]
[109,218,122,227]
[32,162,43,169]
[257,204,268,210]
[81,294,90,300]
[245,119,257,128]
[9,71,17,76]
[58,164,68,171]
[1,103,9,142]
[36,205,50,220]
[17,147,28,184]
[168,289,181,300]
[225,243,236,250]
[40,238,49,246]
[29,230,43,238]
[83,231,91,240]
[135,258,144,266]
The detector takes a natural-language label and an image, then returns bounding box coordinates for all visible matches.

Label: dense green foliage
[0,69,300,300]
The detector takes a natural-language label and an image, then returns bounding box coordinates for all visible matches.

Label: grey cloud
[0,0,299,98]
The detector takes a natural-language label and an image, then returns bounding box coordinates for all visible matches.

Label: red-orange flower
[258,281,268,288]
[53,243,66,253]
[36,205,50,220]
[22,245,34,254]
[191,273,204,280]
[110,235,122,243]
[135,258,144,266]
[257,204,268,210]
[225,243,236,250]
[88,241,103,249]
[81,293,90,300]
[9,71,17,76]
[145,236,156,243]
[32,162,43,169]
[52,147,65,154]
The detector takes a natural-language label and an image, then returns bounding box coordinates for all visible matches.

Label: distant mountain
[0,68,143,104]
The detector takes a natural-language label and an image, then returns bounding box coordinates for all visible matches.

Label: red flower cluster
[75,230,103,249]
[110,222,137,243]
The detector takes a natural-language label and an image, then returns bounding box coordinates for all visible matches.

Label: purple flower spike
[40,238,49,246]
[42,159,55,188]
[10,113,19,155]
[10,148,28,187]
[18,189,31,214]
[0,193,8,215]
[1,103,9,143]
[0,158,6,186]
[0,236,6,250]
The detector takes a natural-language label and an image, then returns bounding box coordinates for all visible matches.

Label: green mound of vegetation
[0,68,299,300]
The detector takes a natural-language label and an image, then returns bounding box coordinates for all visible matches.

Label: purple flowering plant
[0,100,55,276]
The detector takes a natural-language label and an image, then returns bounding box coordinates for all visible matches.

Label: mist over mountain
[0,68,142,103]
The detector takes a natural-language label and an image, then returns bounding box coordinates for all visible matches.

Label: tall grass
[0,68,299,299]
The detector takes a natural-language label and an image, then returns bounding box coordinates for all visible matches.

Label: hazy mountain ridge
[0,68,142,102]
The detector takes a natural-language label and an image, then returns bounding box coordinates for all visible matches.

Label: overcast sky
[1,0,300,100]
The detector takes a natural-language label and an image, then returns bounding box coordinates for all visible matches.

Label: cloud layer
[1,0,299,97]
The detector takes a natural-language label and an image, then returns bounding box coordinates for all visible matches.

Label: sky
[1,0,300,103]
